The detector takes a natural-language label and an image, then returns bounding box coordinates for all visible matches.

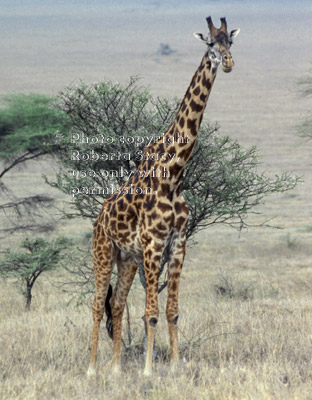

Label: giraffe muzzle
[222,54,234,73]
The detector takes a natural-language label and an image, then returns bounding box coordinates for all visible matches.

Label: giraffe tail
[105,283,113,339]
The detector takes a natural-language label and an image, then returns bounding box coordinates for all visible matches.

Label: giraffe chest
[105,214,143,258]
[103,191,188,261]
[105,207,175,262]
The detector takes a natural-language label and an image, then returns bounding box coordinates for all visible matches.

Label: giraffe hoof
[112,363,121,374]
[87,366,96,377]
[143,368,152,377]
[170,360,178,374]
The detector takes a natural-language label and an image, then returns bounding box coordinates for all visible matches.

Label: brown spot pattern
[193,86,200,96]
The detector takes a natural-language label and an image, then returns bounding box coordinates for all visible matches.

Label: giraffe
[87,16,240,377]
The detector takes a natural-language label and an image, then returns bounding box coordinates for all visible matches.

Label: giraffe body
[88,16,239,376]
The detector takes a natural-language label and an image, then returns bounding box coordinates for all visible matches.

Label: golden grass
[1,230,312,400]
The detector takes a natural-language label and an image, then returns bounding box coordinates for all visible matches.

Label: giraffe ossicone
[88,16,240,376]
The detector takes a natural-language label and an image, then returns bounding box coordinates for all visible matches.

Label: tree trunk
[25,281,32,311]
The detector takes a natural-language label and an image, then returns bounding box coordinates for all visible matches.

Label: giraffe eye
[208,42,215,47]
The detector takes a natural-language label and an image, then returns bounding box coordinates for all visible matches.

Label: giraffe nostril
[223,54,234,69]
[223,54,233,63]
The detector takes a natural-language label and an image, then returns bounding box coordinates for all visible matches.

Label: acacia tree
[0,237,71,310]
[48,78,298,301]
[0,94,70,235]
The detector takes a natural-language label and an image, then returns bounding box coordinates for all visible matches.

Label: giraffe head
[194,16,240,73]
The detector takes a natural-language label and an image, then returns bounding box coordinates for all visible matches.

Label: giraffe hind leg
[87,229,115,376]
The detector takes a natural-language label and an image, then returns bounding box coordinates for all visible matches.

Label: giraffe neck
[152,52,217,184]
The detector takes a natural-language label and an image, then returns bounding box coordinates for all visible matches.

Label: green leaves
[0,237,71,309]
[184,129,298,235]
[0,237,71,277]
[51,78,298,236]
[0,93,70,164]
[297,71,312,97]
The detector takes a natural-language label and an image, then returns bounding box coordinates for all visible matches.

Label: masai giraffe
[88,16,240,377]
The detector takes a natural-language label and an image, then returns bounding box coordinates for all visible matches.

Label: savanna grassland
[1,226,312,399]
[1,1,312,399]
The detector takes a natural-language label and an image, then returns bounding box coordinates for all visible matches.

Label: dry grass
[1,232,312,400]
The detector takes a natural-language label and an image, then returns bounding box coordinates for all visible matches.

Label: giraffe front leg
[144,289,159,377]
[166,235,187,371]
[166,262,182,369]
[143,245,163,377]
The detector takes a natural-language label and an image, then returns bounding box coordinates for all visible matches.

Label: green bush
[0,237,71,310]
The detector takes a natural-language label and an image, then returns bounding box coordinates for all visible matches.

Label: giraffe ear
[230,28,240,39]
[193,32,209,44]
